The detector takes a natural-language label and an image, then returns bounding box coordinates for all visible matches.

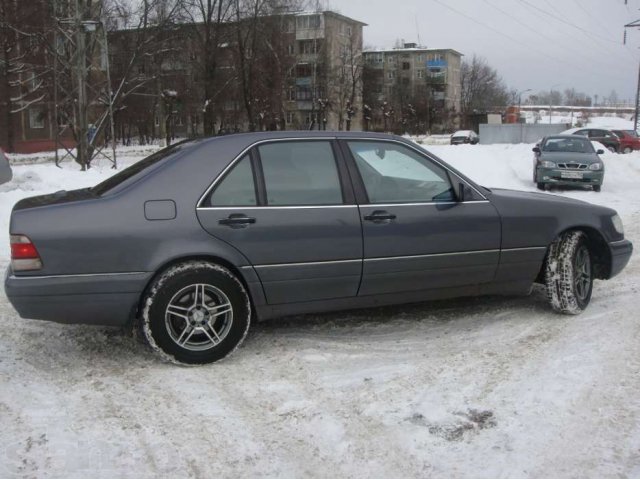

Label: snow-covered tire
[544,231,594,315]
[623,147,633,154]
[141,261,251,365]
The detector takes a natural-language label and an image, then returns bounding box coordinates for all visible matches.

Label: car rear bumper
[537,167,603,187]
[4,268,152,326]
[608,239,633,279]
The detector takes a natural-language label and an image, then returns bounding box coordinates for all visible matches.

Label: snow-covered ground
[0,142,639,477]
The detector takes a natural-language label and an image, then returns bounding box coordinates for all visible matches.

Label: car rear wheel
[623,146,633,154]
[536,182,546,190]
[593,185,601,192]
[141,261,251,365]
[544,231,593,314]
[607,145,617,153]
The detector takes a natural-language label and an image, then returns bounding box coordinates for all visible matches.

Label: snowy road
[0,142,639,477]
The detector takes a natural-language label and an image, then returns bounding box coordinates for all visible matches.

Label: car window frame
[197,138,355,209]
[339,138,470,206]
[254,139,350,207]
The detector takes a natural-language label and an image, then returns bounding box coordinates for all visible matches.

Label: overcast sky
[327,0,640,104]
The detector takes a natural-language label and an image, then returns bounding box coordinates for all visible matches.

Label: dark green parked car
[533,135,605,192]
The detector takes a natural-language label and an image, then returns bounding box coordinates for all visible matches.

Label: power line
[522,0,620,45]
[483,0,628,70]
[520,0,634,61]
[430,0,626,83]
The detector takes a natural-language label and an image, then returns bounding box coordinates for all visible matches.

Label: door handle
[218,214,256,228]
[363,210,396,223]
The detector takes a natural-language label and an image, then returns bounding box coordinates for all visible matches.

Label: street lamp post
[517,89,532,124]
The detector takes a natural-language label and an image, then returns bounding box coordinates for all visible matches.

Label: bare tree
[180,0,233,135]
[0,0,50,152]
[460,55,510,122]
[332,28,362,131]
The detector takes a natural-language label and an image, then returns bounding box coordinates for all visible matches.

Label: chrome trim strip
[198,205,357,211]
[246,246,546,269]
[361,200,490,207]
[253,259,362,269]
[9,271,148,280]
[501,246,547,252]
[196,136,337,208]
[364,249,500,262]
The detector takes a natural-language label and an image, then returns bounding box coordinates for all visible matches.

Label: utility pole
[624,18,640,132]
[52,0,117,169]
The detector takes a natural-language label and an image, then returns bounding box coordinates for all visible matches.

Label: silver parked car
[0,148,12,185]
[4,132,633,364]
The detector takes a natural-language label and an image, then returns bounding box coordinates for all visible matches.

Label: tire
[142,261,251,365]
[536,182,546,191]
[544,231,594,315]
[593,185,601,192]
[607,145,616,153]
[623,147,633,154]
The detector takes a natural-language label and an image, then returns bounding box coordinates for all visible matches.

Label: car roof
[197,130,407,147]
[543,134,591,140]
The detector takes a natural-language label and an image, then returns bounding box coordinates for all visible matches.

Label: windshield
[91,139,195,196]
[541,137,594,154]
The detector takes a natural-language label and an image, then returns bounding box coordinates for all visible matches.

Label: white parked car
[450,130,479,145]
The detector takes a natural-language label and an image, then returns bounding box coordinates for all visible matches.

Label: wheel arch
[133,254,263,324]
[536,226,611,282]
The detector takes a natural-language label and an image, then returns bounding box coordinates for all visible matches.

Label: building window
[286,112,295,124]
[296,15,320,30]
[387,71,396,79]
[287,44,294,55]
[417,69,425,79]
[296,86,313,100]
[387,56,396,64]
[29,108,44,129]
[154,116,160,127]
[299,39,320,54]
[402,62,410,70]
[296,63,313,77]
[287,88,295,101]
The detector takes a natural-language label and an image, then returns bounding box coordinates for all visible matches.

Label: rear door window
[258,141,343,206]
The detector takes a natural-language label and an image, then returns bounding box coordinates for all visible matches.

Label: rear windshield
[542,137,594,154]
[91,139,195,196]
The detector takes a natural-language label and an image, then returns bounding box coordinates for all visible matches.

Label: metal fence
[479,124,570,144]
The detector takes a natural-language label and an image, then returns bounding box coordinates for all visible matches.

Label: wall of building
[479,123,569,144]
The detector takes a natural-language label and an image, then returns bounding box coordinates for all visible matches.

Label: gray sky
[327,0,640,104]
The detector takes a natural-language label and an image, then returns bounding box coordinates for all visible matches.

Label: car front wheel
[141,261,251,365]
[544,231,593,314]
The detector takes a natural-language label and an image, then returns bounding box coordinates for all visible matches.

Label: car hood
[488,187,593,207]
[539,152,601,163]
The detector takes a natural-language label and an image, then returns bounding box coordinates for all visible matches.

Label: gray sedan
[4,132,633,364]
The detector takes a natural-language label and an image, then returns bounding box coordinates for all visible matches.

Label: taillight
[10,234,43,271]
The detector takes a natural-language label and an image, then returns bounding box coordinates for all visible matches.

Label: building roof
[295,10,367,26]
[364,47,464,56]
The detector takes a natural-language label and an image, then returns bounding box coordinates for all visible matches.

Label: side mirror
[596,149,604,155]
[532,147,541,153]
[458,182,465,202]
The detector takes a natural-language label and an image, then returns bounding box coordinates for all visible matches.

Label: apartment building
[363,43,462,131]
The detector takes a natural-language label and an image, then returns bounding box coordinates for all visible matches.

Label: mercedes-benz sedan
[5,132,633,364]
